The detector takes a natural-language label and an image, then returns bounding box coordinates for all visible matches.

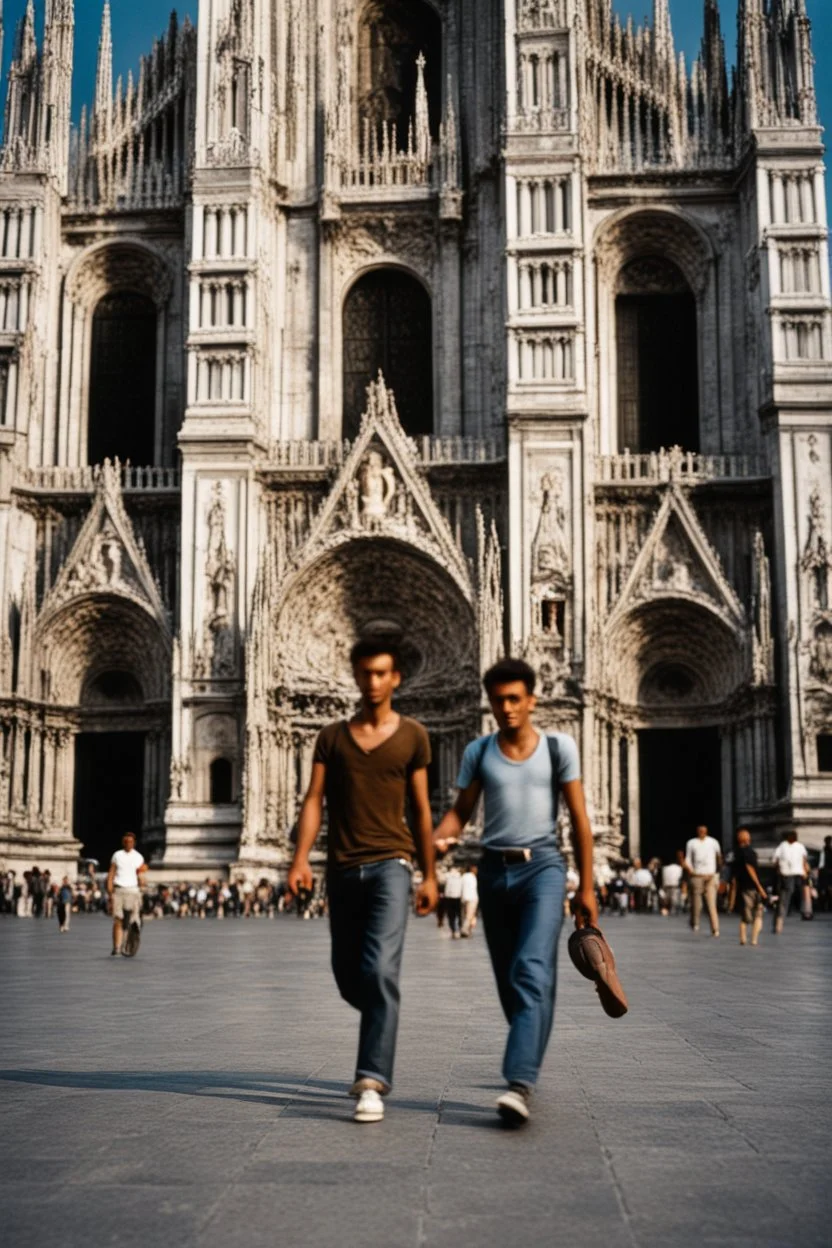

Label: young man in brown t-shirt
[287,638,438,1123]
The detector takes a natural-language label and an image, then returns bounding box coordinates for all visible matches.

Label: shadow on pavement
[0,1069,469,1119]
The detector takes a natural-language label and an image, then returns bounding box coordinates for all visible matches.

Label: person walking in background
[444,865,463,938]
[434,658,599,1127]
[56,877,73,933]
[106,832,147,955]
[660,856,683,916]
[286,638,438,1125]
[684,825,723,937]
[460,865,479,937]
[630,859,654,913]
[731,829,767,947]
[772,830,810,933]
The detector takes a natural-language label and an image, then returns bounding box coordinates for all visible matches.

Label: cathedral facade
[1,0,831,879]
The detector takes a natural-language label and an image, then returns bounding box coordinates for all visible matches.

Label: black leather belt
[485,847,533,864]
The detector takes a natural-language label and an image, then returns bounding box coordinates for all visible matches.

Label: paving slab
[0,912,830,1247]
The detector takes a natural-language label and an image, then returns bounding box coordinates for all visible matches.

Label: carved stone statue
[802,487,832,612]
[359,449,397,528]
[531,472,570,587]
[206,484,235,626]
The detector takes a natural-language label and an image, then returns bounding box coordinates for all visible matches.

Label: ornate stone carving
[801,487,832,612]
[606,484,746,638]
[531,471,570,589]
[38,460,170,633]
[477,509,504,674]
[299,372,472,600]
[206,484,235,629]
[66,240,174,310]
[594,210,711,298]
[809,620,832,686]
[752,532,775,686]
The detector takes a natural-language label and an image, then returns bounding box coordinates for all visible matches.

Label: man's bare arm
[561,779,599,927]
[287,762,326,895]
[409,767,438,915]
[434,780,482,851]
[746,862,767,898]
[106,864,116,895]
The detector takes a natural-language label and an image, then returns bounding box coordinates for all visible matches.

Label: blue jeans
[478,846,566,1088]
[327,858,412,1090]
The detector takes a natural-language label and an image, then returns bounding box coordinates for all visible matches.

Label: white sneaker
[354,1088,385,1123]
[496,1085,530,1125]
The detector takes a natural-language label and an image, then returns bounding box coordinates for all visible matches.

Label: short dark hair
[483,658,536,695]
[350,637,402,672]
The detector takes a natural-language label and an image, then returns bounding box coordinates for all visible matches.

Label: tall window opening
[357,0,443,144]
[616,257,699,453]
[343,269,433,440]
[210,757,233,804]
[88,291,157,465]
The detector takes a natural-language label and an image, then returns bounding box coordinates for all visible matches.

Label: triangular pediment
[299,373,472,598]
[39,460,169,631]
[606,484,745,634]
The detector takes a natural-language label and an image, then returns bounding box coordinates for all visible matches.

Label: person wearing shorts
[107,833,147,955]
[730,829,767,946]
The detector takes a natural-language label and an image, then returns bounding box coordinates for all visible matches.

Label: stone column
[627,733,640,860]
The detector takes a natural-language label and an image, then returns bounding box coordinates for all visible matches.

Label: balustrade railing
[264,434,505,470]
[18,464,180,492]
[594,448,769,484]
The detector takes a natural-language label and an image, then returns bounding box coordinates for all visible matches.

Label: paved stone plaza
[0,914,829,1247]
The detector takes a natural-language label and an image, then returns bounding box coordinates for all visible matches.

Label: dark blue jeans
[478,846,566,1088]
[327,857,412,1090]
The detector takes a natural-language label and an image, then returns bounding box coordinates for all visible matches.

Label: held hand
[286,859,313,897]
[572,886,599,930]
[414,876,439,916]
[432,835,459,856]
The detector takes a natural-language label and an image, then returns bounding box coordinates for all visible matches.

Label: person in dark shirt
[287,637,438,1124]
[731,828,767,947]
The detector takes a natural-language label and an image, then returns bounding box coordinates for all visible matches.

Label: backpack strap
[472,732,495,783]
[546,734,561,798]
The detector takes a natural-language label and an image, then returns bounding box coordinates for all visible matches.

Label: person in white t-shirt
[106,832,147,955]
[460,867,479,937]
[772,831,810,933]
[683,825,723,936]
[660,860,684,916]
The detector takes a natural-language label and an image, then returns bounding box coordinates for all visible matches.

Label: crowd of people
[0,868,328,922]
[3,832,832,934]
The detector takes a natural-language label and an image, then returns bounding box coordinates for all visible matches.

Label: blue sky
[0,1,830,160]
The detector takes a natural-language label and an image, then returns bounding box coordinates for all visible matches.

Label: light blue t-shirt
[456,731,581,850]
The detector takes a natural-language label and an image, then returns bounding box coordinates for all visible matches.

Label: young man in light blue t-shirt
[434,658,598,1125]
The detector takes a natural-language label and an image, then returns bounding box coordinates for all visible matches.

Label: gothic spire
[95,1,113,121]
[652,0,674,58]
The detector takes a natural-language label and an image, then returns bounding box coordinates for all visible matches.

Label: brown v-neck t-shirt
[313,717,431,870]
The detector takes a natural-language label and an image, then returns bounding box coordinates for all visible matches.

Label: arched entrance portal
[37,596,171,866]
[271,539,479,834]
[607,601,746,863]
